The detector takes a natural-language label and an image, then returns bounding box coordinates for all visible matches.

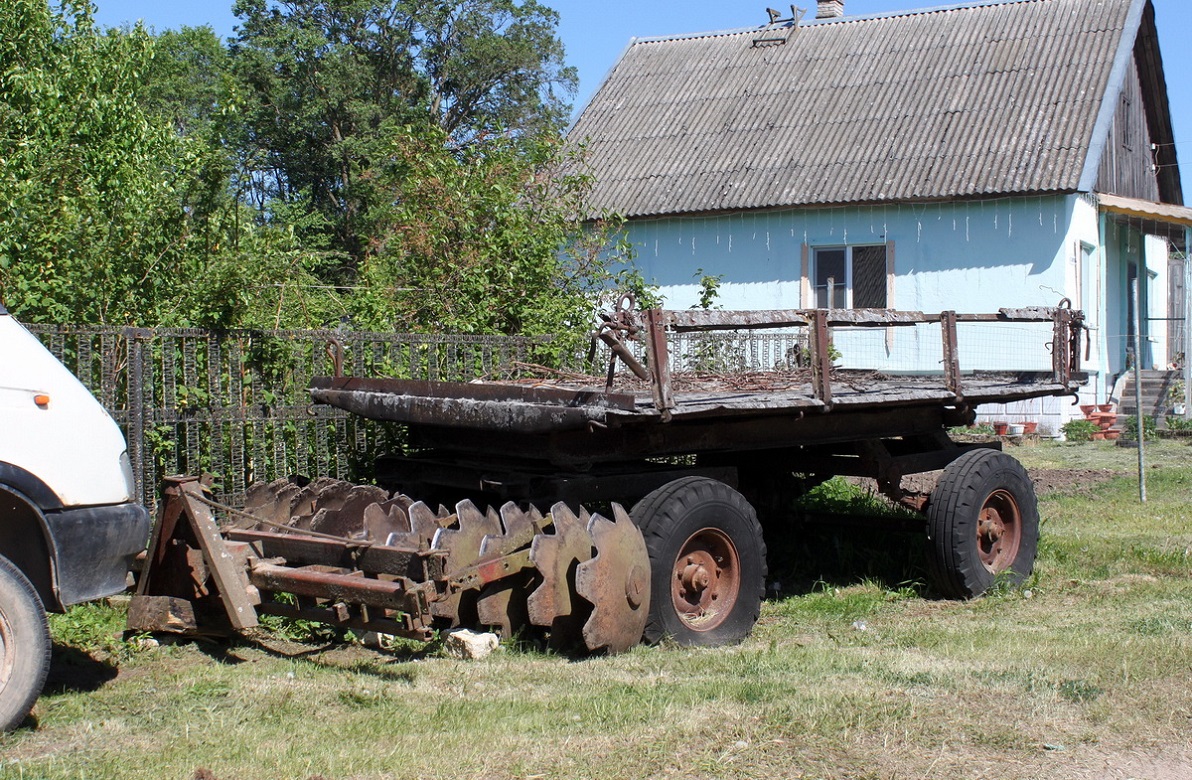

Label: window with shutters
[812,245,888,308]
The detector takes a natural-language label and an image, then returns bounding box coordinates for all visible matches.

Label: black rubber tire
[925,449,1039,599]
[0,554,51,732]
[631,477,767,646]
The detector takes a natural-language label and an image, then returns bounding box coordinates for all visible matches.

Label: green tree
[351,127,634,350]
[404,0,577,142]
[228,0,577,274]
[0,1,627,340]
[0,0,185,323]
[0,2,340,328]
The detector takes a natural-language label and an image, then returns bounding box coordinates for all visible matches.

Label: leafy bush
[1122,415,1157,441]
[949,423,995,435]
[1166,415,1192,431]
[1060,419,1099,442]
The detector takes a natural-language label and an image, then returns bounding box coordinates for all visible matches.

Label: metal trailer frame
[129,305,1087,653]
[310,306,1085,509]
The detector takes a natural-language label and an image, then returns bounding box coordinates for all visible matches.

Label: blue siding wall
[625,195,1076,314]
[622,194,1089,382]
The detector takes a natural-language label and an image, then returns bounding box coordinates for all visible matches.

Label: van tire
[0,554,50,731]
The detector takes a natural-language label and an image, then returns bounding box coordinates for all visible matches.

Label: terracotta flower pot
[1104,430,1121,440]
[1080,404,1097,416]
[992,422,1009,435]
[1020,421,1038,434]
[1091,431,1107,441]
[1098,403,1115,413]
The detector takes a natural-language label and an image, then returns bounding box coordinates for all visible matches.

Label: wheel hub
[671,529,740,630]
[977,489,1022,573]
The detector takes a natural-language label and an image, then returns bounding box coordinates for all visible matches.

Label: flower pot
[1079,404,1097,417]
[1103,430,1121,440]
[1091,431,1107,441]
[1006,423,1025,436]
[1020,421,1038,434]
[992,422,1009,435]
[1098,403,1115,413]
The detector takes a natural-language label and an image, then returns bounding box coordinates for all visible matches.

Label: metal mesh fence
[28,325,547,509]
[635,321,1058,376]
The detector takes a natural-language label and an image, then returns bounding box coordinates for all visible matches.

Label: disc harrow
[131,476,652,655]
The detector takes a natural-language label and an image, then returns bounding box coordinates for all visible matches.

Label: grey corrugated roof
[569,0,1143,218]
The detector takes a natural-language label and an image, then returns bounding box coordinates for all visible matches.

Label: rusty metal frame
[643,308,676,421]
[659,306,1073,332]
[940,310,962,401]
[637,305,1083,421]
[809,310,834,407]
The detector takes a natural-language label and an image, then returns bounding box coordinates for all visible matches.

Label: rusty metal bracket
[445,549,534,593]
[1052,307,1073,384]
[325,337,345,378]
[593,293,650,388]
[132,477,259,631]
[643,308,676,422]
[940,310,963,401]
[809,310,833,409]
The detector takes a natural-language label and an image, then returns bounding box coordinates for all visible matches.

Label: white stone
[444,629,500,660]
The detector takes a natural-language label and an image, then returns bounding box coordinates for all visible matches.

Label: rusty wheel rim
[977,489,1022,573]
[671,527,740,632]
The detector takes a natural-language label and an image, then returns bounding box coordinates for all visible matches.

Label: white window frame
[811,244,888,309]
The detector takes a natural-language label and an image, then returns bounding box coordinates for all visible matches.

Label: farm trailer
[131,303,1086,653]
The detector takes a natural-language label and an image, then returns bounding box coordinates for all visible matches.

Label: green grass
[2,441,1191,779]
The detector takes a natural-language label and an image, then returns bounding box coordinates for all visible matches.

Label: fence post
[123,328,153,505]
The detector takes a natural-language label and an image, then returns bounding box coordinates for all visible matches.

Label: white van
[0,303,150,730]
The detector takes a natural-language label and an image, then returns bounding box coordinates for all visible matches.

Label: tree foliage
[352,127,630,344]
[228,0,578,273]
[0,1,181,323]
[0,1,629,344]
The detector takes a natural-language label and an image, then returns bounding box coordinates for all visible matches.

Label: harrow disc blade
[527,503,594,648]
[475,503,541,637]
[362,496,415,545]
[575,504,650,654]
[242,478,305,529]
[309,484,389,537]
[288,478,357,531]
[403,501,448,549]
[430,500,502,625]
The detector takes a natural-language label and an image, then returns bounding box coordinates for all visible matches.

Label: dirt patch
[892,467,1115,498]
[1027,467,1116,496]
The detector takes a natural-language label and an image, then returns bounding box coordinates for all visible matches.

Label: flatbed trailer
[132,304,1086,653]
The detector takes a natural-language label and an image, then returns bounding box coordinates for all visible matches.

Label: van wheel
[0,554,50,732]
[632,477,767,646]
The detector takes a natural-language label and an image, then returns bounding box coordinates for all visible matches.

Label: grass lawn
[2,440,1190,779]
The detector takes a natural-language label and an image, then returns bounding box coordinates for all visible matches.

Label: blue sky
[92,0,1191,187]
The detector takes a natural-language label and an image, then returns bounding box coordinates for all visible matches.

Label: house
[567,0,1191,429]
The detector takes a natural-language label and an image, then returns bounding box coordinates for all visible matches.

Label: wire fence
[29,324,548,509]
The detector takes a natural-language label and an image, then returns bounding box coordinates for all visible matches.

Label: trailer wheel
[632,477,766,646]
[925,449,1038,599]
[0,554,51,732]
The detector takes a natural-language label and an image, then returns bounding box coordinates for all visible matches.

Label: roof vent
[816,0,844,18]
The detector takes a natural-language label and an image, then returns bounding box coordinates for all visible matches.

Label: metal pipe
[1132,277,1146,503]
[1184,229,1191,420]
